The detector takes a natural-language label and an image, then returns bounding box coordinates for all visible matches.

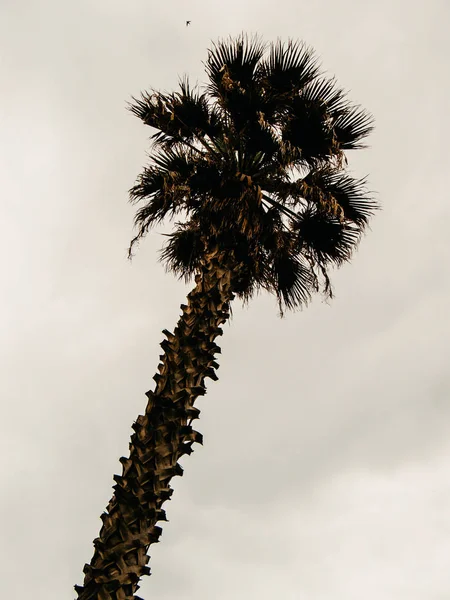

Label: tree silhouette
[75,33,377,600]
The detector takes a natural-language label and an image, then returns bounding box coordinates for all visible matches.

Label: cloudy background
[1,0,449,598]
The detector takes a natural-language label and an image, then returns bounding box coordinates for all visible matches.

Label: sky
[1,0,449,598]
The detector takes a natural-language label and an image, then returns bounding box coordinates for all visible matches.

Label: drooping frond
[266,231,316,312]
[294,206,362,267]
[302,169,378,225]
[130,147,194,206]
[160,221,206,280]
[127,147,198,257]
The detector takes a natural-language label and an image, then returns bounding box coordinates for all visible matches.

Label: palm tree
[75,33,377,600]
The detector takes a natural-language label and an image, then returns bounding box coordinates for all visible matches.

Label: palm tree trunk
[75,247,237,600]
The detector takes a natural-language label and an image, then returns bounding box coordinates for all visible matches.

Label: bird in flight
[186,20,191,26]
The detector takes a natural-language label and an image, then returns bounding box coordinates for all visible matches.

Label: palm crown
[128,34,377,311]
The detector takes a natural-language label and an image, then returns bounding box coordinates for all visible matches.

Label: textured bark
[75,248,237,600]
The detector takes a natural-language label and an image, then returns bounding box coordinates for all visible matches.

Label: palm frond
[127,187,185,259]
[271,247,315,311]
[129,169,166,204]
[128,83,222,152]
[300,77,346,113]
[299,79,374,150]
[260,39,320,98]
[188,160,222,196]
[170,77,223,143]
[239,120,280,160]
[281,94,335,164]
[127,148,199,257]
[128,89,161,124]
[129,147,195,205]
[302,170,378,225]
[333,104,374,149]
[150,146,195,176]
[160,223,205,280]
[205,32,267,98]
[295,206,362,267]
[128,91,181,149]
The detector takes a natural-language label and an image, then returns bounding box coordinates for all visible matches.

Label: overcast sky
[1,0,449,598]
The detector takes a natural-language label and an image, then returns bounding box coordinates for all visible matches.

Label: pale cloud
[1,1,449,599]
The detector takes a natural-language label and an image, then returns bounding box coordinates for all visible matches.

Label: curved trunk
[75,248,237,600]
